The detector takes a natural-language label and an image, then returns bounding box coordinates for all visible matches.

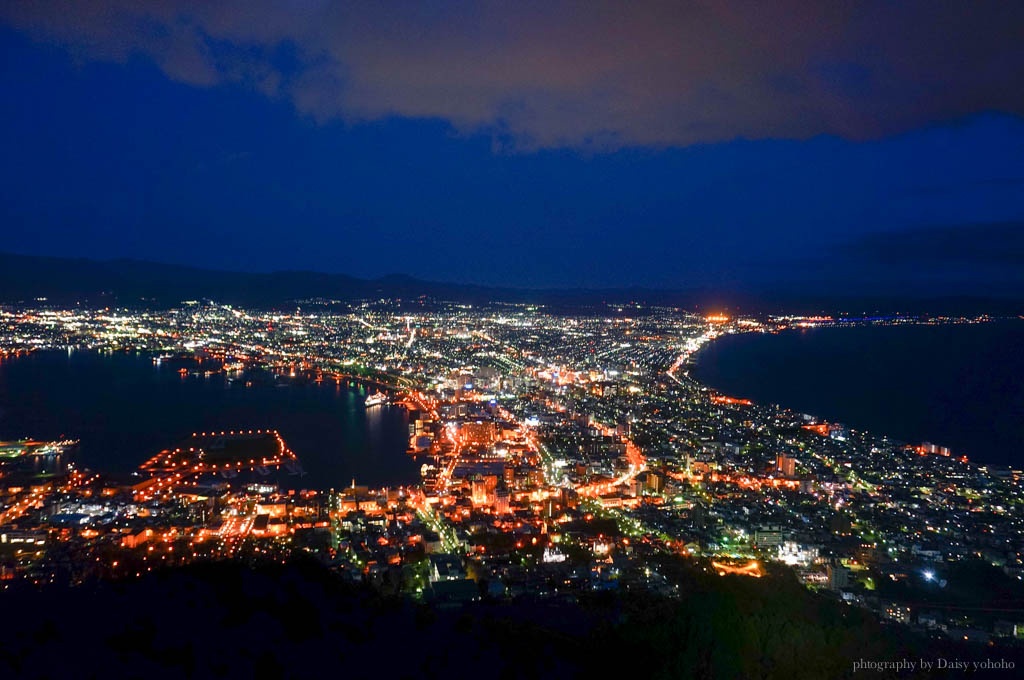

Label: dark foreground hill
[1,556,1016,680]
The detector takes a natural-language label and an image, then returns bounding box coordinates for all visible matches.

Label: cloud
[3,1,1024,149]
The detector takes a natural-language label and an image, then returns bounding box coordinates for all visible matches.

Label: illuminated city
[2,303,1019,623]
[3,1,1024,677]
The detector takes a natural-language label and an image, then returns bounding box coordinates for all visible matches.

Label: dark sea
[691,320,1024,465]
[0,350,419,489]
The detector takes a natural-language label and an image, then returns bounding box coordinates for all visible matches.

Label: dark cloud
[3,1,1024,148]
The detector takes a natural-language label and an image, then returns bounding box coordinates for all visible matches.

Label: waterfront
[0,350,419,488]
[692,320,1024,465]
[2,301,1023,645]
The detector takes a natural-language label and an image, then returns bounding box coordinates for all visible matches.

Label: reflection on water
[0,350,419,489]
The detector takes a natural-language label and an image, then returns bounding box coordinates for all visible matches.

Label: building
[644,471,665,494]
[754,526,784,549]
[495,484,510,514]
[429,554,467,583]
[470,474,498,507]
[461,421,497,446]
[827,562,850,590]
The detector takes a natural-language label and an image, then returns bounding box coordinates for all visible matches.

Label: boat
[364,391,389,407]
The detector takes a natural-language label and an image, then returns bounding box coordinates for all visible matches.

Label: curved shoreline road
[667,325,721,385]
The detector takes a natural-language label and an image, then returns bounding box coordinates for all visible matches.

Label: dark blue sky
[1,3,1023,293]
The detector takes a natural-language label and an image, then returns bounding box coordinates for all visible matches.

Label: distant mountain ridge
[0,252,1021,315]
[0,252,499,307]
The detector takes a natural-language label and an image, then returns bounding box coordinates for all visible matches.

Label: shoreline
[0,349,419,490]
[683,318,1023,466]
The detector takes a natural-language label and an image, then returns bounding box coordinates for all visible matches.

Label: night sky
[1,2,1023,293]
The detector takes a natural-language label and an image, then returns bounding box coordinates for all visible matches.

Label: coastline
[0,349,419,488]
[684,318,1024,465]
